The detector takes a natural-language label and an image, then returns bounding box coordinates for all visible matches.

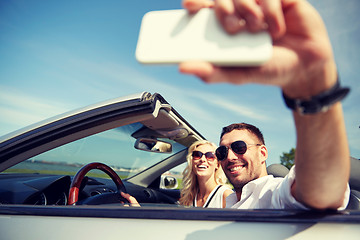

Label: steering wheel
[68,162,127,205]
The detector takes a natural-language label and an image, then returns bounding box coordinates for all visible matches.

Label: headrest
[266,164,290,178]
[350,157,360,191]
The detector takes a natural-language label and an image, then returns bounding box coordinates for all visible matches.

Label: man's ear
[260,145,268,164]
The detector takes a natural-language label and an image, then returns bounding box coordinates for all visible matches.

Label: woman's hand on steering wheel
[120,192,140,207]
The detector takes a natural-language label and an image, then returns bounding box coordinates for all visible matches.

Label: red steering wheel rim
[68,162,125,205]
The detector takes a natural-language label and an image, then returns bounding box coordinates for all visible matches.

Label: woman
[179,140,233,208]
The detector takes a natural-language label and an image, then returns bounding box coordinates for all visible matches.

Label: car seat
[347,157,360,210]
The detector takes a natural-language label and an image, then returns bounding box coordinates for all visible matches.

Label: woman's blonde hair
[179,140,227,206]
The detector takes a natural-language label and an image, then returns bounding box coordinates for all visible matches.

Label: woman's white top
[193,185,232,208]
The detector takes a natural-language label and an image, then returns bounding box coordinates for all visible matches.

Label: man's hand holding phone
[179,0,338,99]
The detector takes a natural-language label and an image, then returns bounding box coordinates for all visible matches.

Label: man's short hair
[220,123,265,145]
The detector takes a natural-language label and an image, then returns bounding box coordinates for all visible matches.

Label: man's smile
[226,161,247,174]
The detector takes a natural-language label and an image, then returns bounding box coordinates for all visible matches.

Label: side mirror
[134,138,172,153]
[160,175,178,189]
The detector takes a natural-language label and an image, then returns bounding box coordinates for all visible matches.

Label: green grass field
[2,168,129,179]
[3,168,183,189]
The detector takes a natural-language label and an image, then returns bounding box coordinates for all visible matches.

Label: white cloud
[0,87,72,134]
[188,91,271,121]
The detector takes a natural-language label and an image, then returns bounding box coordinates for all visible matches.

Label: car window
[4,122,187,179]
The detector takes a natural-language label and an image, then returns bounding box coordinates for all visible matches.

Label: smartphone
[135,8,272,66]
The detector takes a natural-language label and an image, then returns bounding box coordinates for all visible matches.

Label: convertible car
[0,92,359,239]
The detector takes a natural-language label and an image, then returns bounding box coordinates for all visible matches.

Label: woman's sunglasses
[192,151,216,161]
[215,140,261,161]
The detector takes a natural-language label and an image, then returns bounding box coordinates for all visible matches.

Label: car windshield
[3,122,187,179]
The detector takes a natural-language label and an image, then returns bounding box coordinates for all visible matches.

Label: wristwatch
[282,78,350,115]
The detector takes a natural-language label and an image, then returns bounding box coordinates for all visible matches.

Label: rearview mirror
[134,138,172,153]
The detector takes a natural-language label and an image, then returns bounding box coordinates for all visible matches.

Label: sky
[0,0,359,166]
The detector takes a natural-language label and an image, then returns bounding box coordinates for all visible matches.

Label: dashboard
[0,173,180,206]
[0,174,71,205]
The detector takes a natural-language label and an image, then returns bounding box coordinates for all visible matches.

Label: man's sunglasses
[215,141,261,161]
[192,151,216,161]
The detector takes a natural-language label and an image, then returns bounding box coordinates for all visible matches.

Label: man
[179,0,350,210]
[216,122,349,209]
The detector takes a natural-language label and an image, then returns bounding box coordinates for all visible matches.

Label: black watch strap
[282,78,350,115]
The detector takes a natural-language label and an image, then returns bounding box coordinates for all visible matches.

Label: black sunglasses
[215,141,261,161]
[192,151,216,161]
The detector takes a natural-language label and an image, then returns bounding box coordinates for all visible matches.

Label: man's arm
[180,0,350,209]
[292,103,349,209]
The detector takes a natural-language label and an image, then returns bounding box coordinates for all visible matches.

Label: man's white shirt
[226,166,350,210]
